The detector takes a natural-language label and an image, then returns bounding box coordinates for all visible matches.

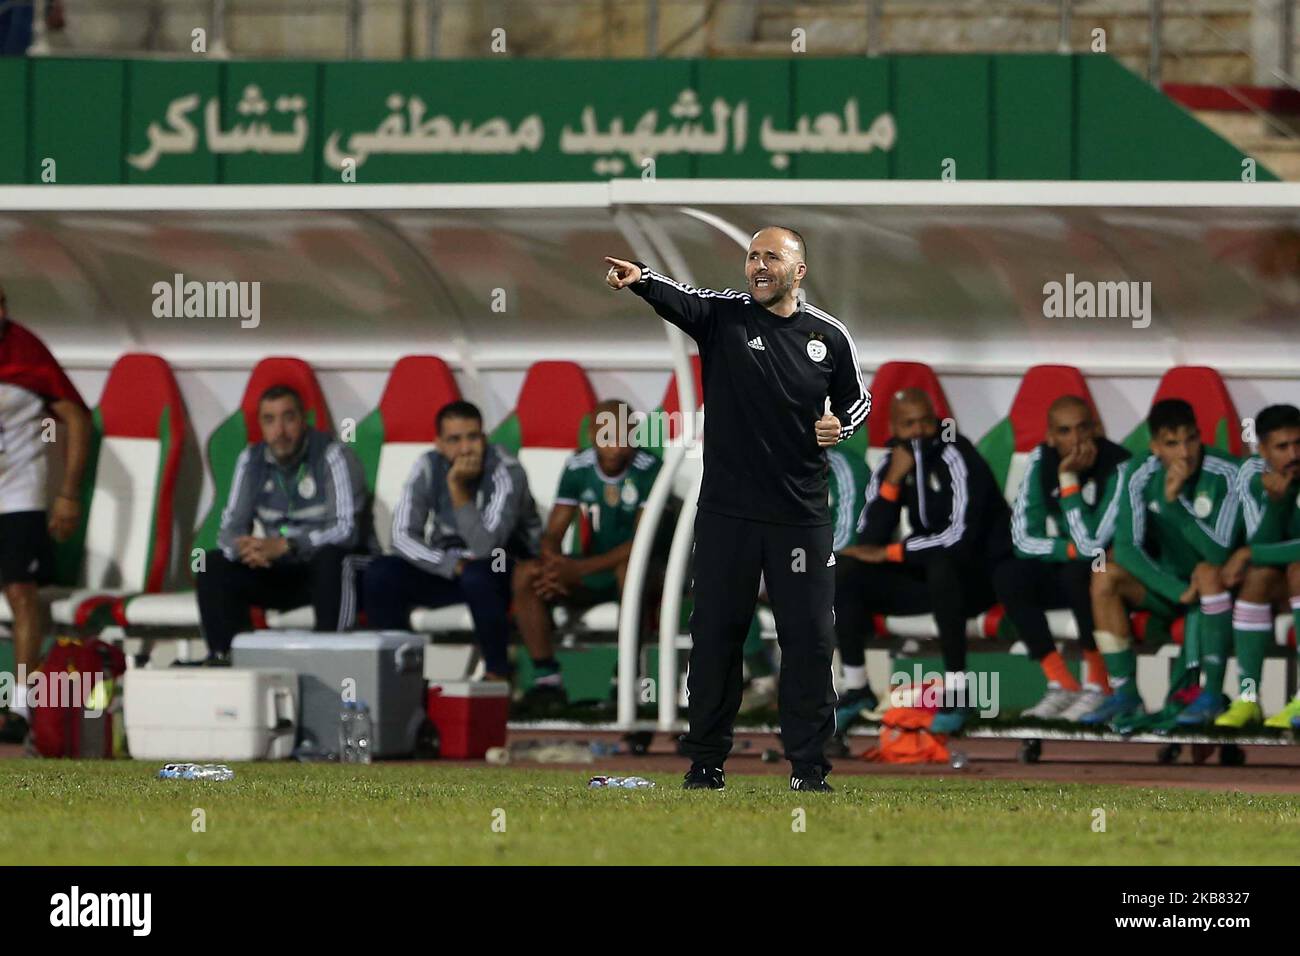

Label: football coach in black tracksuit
[604,227,870,793]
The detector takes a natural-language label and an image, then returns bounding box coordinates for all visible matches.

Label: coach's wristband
[879,481,900,503]
[885,542,904,563]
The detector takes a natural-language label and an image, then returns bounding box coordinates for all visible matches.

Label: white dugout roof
[1,180,1299,377]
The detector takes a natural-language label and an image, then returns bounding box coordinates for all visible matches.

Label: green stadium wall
[1,53,1273,184]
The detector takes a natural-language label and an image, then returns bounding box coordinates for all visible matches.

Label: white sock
[842,664,867,690]
[12,682,29,719]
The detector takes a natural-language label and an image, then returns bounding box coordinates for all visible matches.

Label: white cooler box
[124,668,298,761]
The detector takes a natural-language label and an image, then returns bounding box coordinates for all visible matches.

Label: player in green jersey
[1219,404,1300,728]
[1081,398,1243,729]
[512,399,663,709]
[1009,396,1130,721]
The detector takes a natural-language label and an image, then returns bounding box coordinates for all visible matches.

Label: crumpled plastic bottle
[588,775,655,789]
[157,763,235,781]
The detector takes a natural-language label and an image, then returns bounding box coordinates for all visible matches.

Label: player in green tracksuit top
[1007,395,1130,722]
[1087,398,1243,729]
[512,399,662,709]
[1218,404,1300,729]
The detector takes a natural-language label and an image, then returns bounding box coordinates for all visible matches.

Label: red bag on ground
[29,637,126,759]
[862,707,951,764]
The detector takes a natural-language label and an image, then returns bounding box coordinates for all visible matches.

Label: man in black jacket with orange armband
[834,389,1014,735]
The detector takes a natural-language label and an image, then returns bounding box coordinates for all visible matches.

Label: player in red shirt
[0,285,92,734]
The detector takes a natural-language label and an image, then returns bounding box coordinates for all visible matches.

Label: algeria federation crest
[1193,493,1213,519]
[621,480,639,506]
[806,340,827,362]
[298,474,317,499]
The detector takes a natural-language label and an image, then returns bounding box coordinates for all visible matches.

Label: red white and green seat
[117,357,333,632]
[1119,365,1243,458]
[479,360,606,629]
[0,353,187,631]
[353,355,473,634]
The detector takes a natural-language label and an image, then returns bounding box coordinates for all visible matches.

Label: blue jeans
[363,555,514,675]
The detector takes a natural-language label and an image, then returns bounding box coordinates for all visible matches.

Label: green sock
[1102,649,1138,697]
[1180,608,1201,669]
[1233,628,1269,700]
[742,615,772,678]
[1167,612,1201,704]
[1294,605,1300,679]
[1198,601,1232,697]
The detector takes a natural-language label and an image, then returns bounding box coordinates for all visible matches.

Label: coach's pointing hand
[604,257,642,289]
[814,411,841,448]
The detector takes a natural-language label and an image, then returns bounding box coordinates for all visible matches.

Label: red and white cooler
[426,681,509,759]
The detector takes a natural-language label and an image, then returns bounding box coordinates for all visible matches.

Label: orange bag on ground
[861,706,951,764]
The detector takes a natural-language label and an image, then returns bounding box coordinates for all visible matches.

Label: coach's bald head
[890,388,938,441]
[745,226,807,313]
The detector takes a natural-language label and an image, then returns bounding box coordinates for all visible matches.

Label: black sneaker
[682,764,725,790]
[515,682,567,716]
[790,767,833,792]
[0,709,28,745]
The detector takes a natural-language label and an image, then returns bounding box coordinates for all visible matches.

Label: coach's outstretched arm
[605,256,731,342]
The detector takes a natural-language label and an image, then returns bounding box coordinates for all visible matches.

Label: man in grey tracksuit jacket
[197,385,369,661]
[363,400,541,677]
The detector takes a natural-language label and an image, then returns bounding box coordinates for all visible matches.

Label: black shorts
[0,511,53,587]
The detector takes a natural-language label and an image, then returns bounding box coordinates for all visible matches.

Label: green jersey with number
[554,448,661,556]
[1115,446,1243,604]
[1236,456,1300,565]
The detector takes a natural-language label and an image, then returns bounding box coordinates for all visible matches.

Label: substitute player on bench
[1083,398,1242,729]
[1006,396,1130,721]
[1219,404,1300,728]
[197,385,368,665]
[0,286,91,734]
[835,389,1009,735]
[512,399,662,712]
[605,226,870,792]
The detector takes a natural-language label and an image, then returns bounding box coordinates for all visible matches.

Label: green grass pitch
[4,761,1297,865]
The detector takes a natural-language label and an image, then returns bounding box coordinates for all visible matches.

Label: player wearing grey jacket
[196,385,369,663]
[363,401,541,678]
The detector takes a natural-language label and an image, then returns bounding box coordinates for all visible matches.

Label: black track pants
[681,509,837,775]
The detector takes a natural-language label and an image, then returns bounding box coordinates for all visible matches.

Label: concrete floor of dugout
[6,730,1300,795]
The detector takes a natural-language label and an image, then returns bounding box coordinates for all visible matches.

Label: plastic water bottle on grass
[158,763,234,781]
[354,702,373,765]
[339,700,356,763]
[588,775,655,789]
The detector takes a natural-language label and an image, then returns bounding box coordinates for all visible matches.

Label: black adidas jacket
[629,265,870,526]
[857,433,1012,564]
